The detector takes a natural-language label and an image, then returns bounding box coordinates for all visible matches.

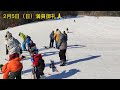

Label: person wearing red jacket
[31,53,45,79]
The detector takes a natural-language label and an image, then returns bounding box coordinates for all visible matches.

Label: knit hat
[19,32,21,36]
[7,32,12,39]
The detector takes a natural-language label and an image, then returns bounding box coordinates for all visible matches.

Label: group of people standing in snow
[1,31,45,79]
[49,29,68,66]
[0,27,68,79]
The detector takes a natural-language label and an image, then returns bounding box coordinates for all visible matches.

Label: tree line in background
[78,11,120,16]
[0,11,120,30]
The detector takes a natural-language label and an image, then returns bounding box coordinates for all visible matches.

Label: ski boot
[60,60,66,66]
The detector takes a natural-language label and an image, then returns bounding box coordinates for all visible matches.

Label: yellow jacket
[19,33,26,42]
[54,30,61,42]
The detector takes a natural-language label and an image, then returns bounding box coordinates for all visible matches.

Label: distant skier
[66,28,69,33]
[31,52,45,79]
[74,20,76,22]
[49,30,55,48]
[5,32,22,60]
[1,55,25,79]
[57,31,68,66]
[54,29,61,49]
[19,32,27,51]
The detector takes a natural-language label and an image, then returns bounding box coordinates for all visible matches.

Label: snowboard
[44,46,55,49]
[44,46,49,49]
[49,60,59,72]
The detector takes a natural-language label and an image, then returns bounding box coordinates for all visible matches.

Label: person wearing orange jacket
[1,55,25,79]
[54,29,61,49]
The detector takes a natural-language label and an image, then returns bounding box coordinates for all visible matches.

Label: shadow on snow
[22,55,101,76]
[67,55,101,66]
[46,69,80,79]
[38,44,86,52]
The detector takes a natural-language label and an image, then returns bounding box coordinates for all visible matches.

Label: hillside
[0,16,120,79]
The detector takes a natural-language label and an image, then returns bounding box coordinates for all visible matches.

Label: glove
[21,55,26,59]
[20,48,22,54]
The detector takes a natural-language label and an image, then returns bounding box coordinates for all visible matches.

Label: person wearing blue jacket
[25,35,32,51]
[49,30,55,48]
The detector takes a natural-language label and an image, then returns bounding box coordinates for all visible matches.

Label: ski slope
[0,16,120,79]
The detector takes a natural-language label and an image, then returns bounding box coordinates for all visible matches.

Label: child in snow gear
[1,55,25,79]
[49,30,55,48]
[28,40,38,56]
[58,31,68,66]
[31,53,45,79]
[19,32,27,51]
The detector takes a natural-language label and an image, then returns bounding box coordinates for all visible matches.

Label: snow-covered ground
[0,16,120,79]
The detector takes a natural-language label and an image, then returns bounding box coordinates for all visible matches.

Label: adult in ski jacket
[58,31,67,50]
[5,31,12,55]
[19,32,27,51]
[57,31,67,66]
[54,29,61,48]
[19,32,26,42]
[49,30,55,48]
[25,35,32,51]
[63,31,68,41]
[28,40,38,55]
[2,56,25,79]
[5,32,21,56]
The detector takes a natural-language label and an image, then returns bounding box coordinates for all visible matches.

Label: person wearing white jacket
[5,32,22,60]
